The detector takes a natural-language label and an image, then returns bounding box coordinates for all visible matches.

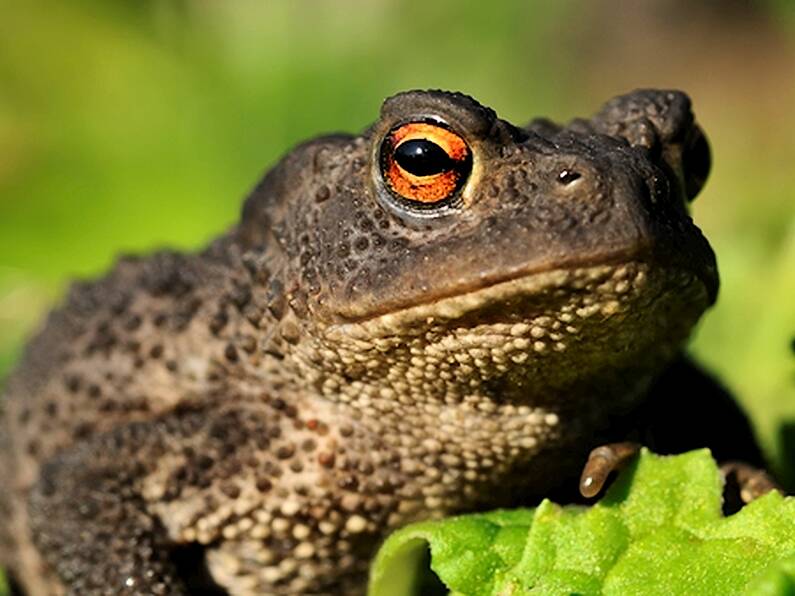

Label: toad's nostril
[683,126,711,201]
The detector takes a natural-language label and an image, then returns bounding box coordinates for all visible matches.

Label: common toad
[0,89,753,595]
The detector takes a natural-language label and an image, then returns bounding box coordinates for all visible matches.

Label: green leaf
[368,449,795,596]
[745,553,795,595]
[369,509,536,596]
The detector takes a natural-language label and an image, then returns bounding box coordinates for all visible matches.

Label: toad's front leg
[578,442,781,510]
[27,400,385,595]
[29,419,195,596]
[28,402,281,595]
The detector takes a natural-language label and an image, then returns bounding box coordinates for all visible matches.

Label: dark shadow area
[415,545,448,596]
[7,573,24,596]
[598,456,640,506]
[777,420,795,493]
[722,470,748,516]
[638,357,766,468]
[169,543,228,596]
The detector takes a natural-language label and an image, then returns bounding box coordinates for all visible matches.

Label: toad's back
[2,89,720,595]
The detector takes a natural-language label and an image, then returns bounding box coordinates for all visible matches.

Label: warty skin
[0,89,723,594]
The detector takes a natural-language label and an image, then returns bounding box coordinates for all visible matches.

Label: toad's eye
[380,121,472,206]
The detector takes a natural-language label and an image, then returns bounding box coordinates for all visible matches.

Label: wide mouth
[325,252,709,343]
[325,231,716,333]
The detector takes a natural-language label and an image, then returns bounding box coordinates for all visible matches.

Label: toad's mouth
[324,236,717,337]
[325,248,713,342]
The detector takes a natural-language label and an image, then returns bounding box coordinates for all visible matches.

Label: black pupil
[393,139,452,176]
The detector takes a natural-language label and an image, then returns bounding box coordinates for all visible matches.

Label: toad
[0,89,763,594]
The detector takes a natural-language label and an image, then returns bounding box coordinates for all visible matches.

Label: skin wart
[0,89,720,595]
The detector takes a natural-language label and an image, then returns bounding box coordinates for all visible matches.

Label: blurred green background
[0,0,794,591]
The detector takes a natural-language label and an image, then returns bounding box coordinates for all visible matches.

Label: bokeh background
[1,0,794,591]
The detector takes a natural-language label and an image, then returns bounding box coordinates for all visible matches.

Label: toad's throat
[314,258,708,417]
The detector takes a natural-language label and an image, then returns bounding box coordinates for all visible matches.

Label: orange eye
[379,121,472,206]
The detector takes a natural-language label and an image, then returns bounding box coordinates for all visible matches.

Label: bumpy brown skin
[0,89,727,594]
